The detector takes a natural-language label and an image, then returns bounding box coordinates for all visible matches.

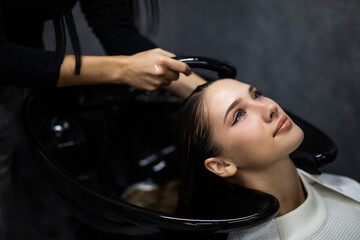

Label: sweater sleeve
[0,2,59,88]
[79,0,157,55]
[0,42,59,88]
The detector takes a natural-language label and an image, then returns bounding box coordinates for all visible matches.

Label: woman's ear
[204,157,238,178]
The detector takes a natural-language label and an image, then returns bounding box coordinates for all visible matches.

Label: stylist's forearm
[163,72,206,99]
[57,55,125,87]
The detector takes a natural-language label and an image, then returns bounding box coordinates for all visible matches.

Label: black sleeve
[0,0,5,43]
[80,0,157,55]
[0,2,59,88]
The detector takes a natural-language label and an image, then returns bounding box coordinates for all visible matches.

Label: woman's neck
[232,157,306,216]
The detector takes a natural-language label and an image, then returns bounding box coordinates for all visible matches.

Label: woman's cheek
[228,126,263,152]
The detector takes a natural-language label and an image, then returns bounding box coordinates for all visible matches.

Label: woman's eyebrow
[223,85,254,125]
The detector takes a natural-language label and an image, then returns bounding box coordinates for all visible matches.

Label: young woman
[176,79,360,239]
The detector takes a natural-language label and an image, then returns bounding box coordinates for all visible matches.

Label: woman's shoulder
[297,168,360,203]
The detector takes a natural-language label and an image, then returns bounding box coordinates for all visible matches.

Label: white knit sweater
[275,170,360,239]
[228,169,360,240]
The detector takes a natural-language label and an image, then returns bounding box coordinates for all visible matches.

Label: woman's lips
[273,116,292,137]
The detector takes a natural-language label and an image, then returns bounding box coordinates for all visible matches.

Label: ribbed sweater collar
[274,171,327,239]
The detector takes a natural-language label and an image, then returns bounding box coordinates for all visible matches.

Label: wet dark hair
[175,81,230,217]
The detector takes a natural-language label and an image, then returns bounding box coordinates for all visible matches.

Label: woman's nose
[263,103,278,122]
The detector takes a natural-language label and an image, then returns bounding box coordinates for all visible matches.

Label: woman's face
[204,79,304,170]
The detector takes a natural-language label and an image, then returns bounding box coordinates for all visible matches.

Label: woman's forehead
[205,79,250,103]
[204,80,250,119]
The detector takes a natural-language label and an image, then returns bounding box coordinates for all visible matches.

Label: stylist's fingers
[154,48,191,76]
[120,48,191,91]
[153,64,179,85]
[149,75,172,88]
[163,69,180,81]
[162,57,192,76]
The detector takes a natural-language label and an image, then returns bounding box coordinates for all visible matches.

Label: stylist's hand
[120,48,191,91]
[58,48,191,91]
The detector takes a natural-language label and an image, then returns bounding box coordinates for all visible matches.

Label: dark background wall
[45,0,360,181]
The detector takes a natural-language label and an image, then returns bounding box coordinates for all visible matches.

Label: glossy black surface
[23,57,336,238]
[24,89,279,237]
[174,56,237,79]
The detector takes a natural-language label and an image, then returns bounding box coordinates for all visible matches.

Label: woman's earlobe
[204,157,237,178]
